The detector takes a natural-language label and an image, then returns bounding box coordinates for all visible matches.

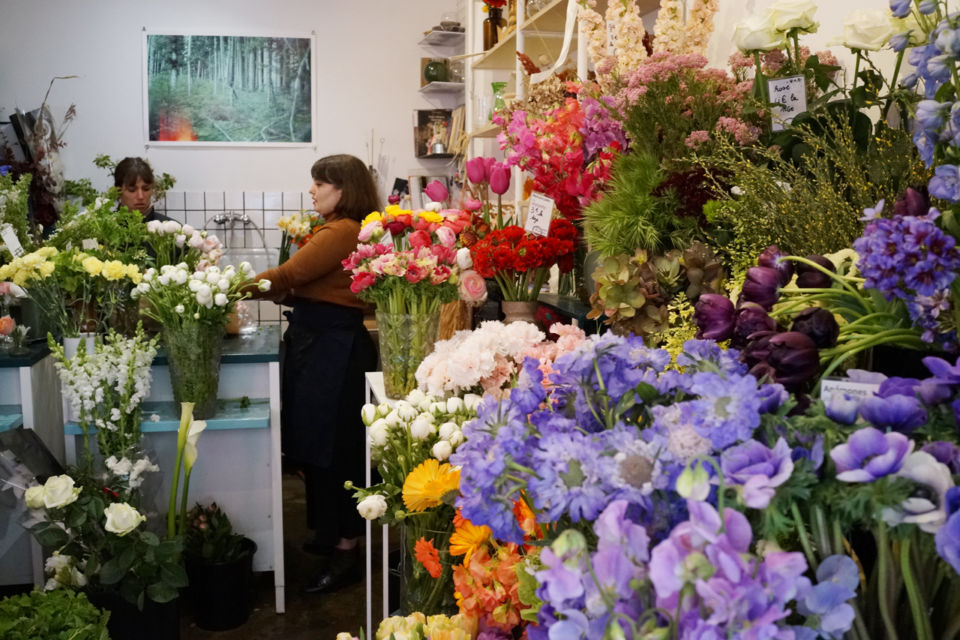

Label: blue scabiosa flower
[677,339,747,376]
[528,430,615,523]
[929,164,960,202]
[688,371,764,449]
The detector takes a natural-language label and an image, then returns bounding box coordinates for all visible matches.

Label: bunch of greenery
[0,172,37,260]
[184,502,248,563]
[698,114,929,274]
[0,589,109,640]
[50,197,149,267]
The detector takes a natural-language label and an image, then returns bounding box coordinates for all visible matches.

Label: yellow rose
[81,256,103,276]
[37,262,55,278]
[101,260,126,281]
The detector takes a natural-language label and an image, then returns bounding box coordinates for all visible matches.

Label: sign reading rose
[104,502,147,537]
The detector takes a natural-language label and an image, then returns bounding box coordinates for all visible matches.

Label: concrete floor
[179,471,389,640]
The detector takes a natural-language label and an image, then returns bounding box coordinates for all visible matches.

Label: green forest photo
[145,33,313,144]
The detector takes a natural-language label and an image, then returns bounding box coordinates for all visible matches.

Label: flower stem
[790,501,817,570]
[876,524,900,640]
[901,536,934,640]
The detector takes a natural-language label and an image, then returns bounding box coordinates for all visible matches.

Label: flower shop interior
[3,0,960,638]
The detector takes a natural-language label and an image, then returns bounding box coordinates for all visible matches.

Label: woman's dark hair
[114,157,155,189]
[310,154,380,222]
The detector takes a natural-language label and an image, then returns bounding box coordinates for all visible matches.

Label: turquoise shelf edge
[64,399,270,435]
[0,405,24,432]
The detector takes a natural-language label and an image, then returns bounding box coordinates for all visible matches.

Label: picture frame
[142,29,316,147]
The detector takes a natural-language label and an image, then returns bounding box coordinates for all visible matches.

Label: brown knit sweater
[255,215,365,310]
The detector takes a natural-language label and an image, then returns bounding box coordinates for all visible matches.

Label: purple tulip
[860,394,928,432]
[489,162,511,195]
[791,307,839,349]
[424,179,449,203]
[795,256,835,289]
[721,438,794,509]
[732,303,778,348]
[893,187,930,218]
[824,392,861,425]
[758,245,794,286]
[741,267,781,309]
[830,427,913,483]
[742,330,778,367]
[766,331,820,388]
[465,157,488,184]
[694,294,736,341]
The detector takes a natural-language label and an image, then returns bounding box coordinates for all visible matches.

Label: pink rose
[459,270,487,302]
[435,226,456,249]
[0,316,16,336]
[350,272,377,293]
[408,229,432,250]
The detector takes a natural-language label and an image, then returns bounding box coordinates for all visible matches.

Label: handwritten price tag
[0,224,24,257]
[606,18,619,56]
[81,238,99,251]
[768,75,807,132]
[525,192,554,237]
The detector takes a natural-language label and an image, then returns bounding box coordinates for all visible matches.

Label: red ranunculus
[408,229,432,249]
[349,271,377,293]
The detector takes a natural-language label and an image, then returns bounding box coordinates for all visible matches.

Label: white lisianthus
[409,416,435,440]
[432,440,452,461]
[438,422,459,440]
[24,485,45,509]
[361,403,378,425]
[463,394,483,412]
[357,494,388,520]
[832,9,897,51]
[446,397,464,414]
[768,0,818,33]
[733,11,787,52]
[103,502,146,536]
[42,475,81,509]
[214,293,228,306]
[406,388,427,406]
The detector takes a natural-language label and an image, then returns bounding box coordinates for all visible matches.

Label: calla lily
[183,419,207,472]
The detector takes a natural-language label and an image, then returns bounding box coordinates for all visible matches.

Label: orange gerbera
[402,459,461,512]
[414,536,443,578]
[449,515,492,566]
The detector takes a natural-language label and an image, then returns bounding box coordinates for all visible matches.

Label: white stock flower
[832,9,897,51]
[432,440,453,461]
[733,11,787,52]
[357,494,388,520]
[767,0,818,33]
[103,502,146,536]
[42,475,81,509]
[24,485,45,509]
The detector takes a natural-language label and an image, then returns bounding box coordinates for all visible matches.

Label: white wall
[0,0,457,195]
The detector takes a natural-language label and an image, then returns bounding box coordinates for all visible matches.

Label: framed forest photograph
[142,30,315,146]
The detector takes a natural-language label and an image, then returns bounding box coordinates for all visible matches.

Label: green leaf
[140,531,160,546]
[160,562,189,588]
[515,560,543,623]
[34,525,69,549]
[99,557,128,585]
[147,581,179,603]
[118,546,137,573]
[66,506,88,528]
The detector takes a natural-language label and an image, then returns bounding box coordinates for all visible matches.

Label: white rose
[103,502,146,536]
[409,416,435,440]
[768,0,818,33]
[357,494,388,520]
[25,485,45,509]
[214,293,228,306]
[446,397,464,414]
[361,403,378,425]
[456,247,473,270]
[406,388,427,406]
[42,475,81,509]
[432,440,453,461]
[438,422,459,440]
[832,9,897,51]
[463,394,482,412]
[733,11,787,52]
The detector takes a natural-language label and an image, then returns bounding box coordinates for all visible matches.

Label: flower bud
[795,255,834,289]
[790,307,839,348]
[741,266,781,309]
[767,331,820,389]
[693,294,735,341]
[732,303,778,348]
[432,440,453,461]
[489,162,511,195]
[361,403,378,426]
[357,494,388,520]
[757,245,794,286]
[675,462,711,501]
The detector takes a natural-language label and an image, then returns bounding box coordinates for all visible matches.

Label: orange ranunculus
[414,536,443,579]
[0,316,14,336]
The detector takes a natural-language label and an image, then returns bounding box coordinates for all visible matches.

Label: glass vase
[397,519,457,616]
[482,7,504,50]
[162,322,225,419]
[376,308,440,400]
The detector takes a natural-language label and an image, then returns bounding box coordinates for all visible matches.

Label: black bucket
[185,537,257,631]
[86,590,180,640]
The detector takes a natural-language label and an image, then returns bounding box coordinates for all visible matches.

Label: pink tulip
[483,157,497,180]
[424,179,449,203]
[465,157,488,184]
[489,163,511,195]
[464,198,483,212]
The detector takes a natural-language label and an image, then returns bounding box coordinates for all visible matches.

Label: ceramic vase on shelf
[376,307,440,400]
[501,300,539,325]
[482,7,505,50]
[162,322,224,419]
[63,333,97,361]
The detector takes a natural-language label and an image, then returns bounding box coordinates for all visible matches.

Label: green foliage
[64,178,100,207]
[50,198,149,266]
[516,558,544,623]
[0,589,110,640]
[184,502,249,563]
[0,172,35,259]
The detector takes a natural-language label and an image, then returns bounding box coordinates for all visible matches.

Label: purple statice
[797,555,859,639]
[935,486,960,574]
[720,438,794,509]
[579,94,627,160]
[829,427,914,483]
[688,371,764,449]
[859,394,929,432]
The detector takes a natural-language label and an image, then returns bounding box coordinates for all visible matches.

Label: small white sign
[768,75,807,132]
[81,238,99,251]
[0,224,24,257]
[525,192,554,237]
[820,377,881,407]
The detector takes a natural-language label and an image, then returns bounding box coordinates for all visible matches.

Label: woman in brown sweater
[255,154,378,593]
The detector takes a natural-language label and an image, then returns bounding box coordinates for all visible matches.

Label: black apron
[280,300,376,468]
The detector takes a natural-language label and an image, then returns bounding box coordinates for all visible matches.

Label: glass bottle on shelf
[423,58,450,84]
[483,6,506,50]
[489,81,508,121]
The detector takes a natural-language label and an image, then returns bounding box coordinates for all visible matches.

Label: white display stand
[62,327,286,613]
[364,371,395,639]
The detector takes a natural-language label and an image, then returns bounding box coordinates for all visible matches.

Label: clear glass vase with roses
[132,261,270,418]
[343,206,470,398]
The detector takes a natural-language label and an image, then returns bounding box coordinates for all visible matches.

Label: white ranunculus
[175,304,185,314]
[205,270,222,285]
[357,494,388,520]
[188,278,202,292]
[396,402,418,421]
[733,11,787,52]
[432,440,453,461]
[173,269,188,285]
[258,279,271,292]
[42,475,81,509]
[361,403,378,425]
[146,220,162,233]
[175,234,186,247]
[409,416,435,440]
[24,485,45,509]
[384,410,401,427]
[162,220,181,234]
[446,397,464,414]
[456,247,473,270]
[182,224,195,235]
[430,401,448,415]
[406,388,427,406]
[463,394,483,412]
[214,293,228,306]
[103,502,146,536]
[239,261,253,273]
[438,422,459,440]
[833,9,897,51]
[217,277,230,291]
[188,233,204,248]
[768,0,818,33]
[448,430,465,447]
[369,424,389,447]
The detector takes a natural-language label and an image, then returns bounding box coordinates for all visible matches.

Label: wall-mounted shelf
[420,30,466,47]
[419,81,466,95]
[469,123,500,139]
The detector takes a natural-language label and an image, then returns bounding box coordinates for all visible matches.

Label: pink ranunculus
[435,226,456,249]
[464,198,483,212]
[465,157,488,184]
[0,316,14,336]
[358,220,382,242]
[424,179,449,203]
[408,229,432,250]
[350,271,377,294]
[459,270,487,302]
[489,162,511,195]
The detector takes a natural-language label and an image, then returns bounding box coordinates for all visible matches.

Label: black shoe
[302,535,334,556]
[303,549,362,594]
